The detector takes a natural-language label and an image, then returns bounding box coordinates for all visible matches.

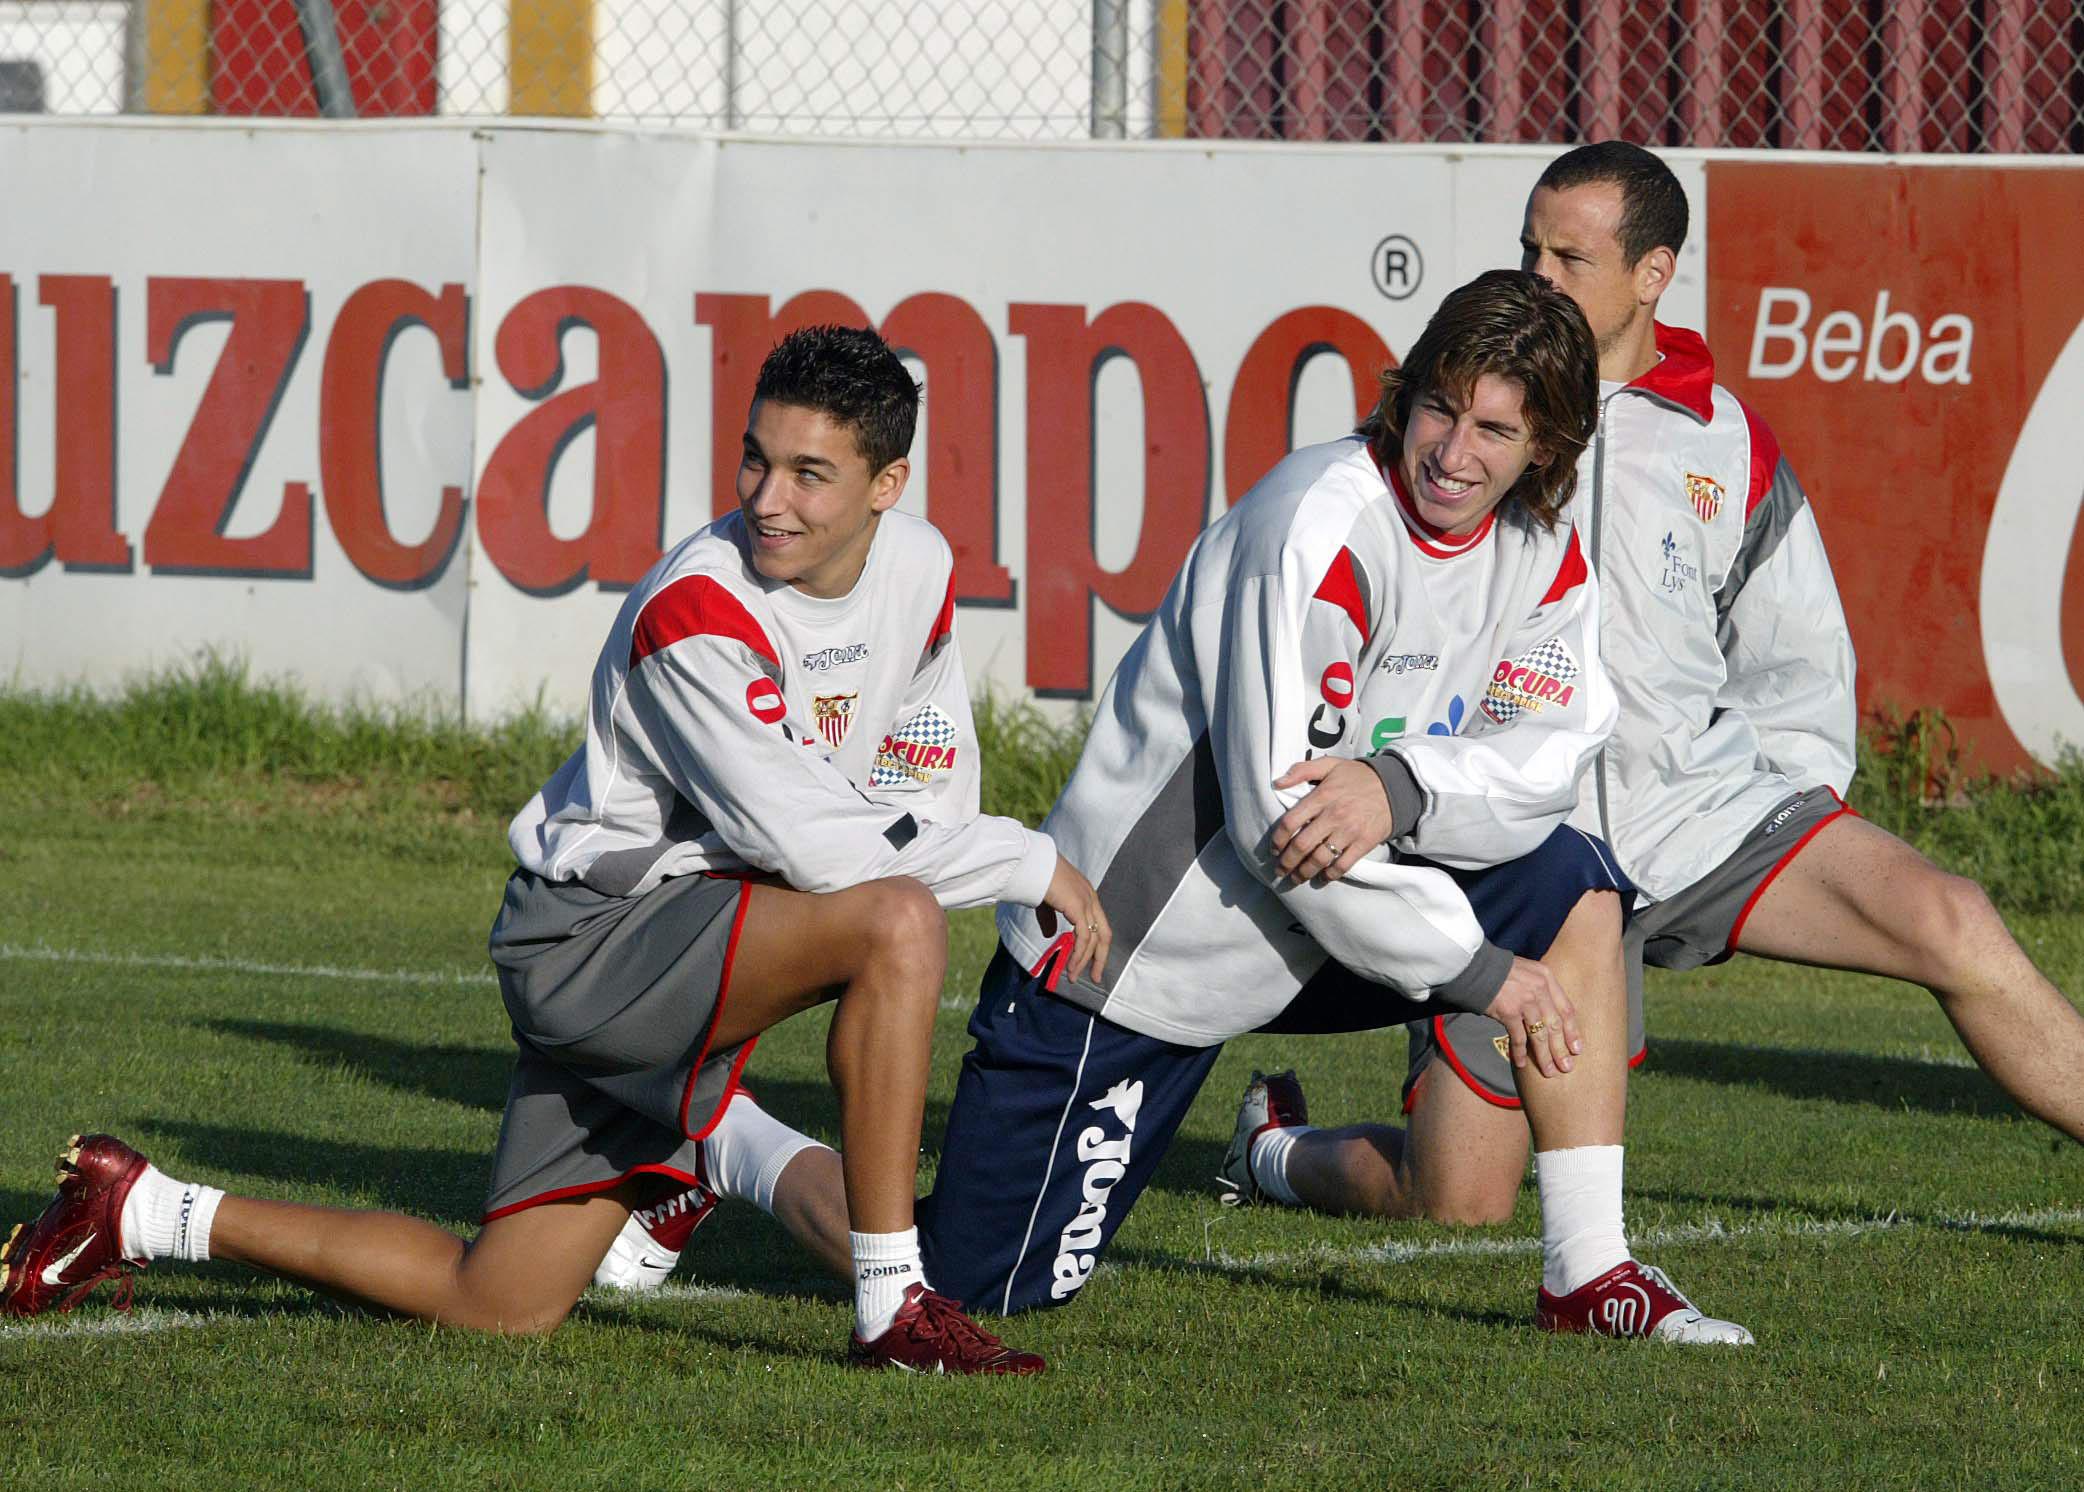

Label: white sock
[1247,1124,1318,1207]
[851,1227,925,1340]
[1534,1145,1630,1296]
[119,1165,226,1264]
[701,1091,829,1216]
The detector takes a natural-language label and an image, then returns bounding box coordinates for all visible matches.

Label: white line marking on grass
[0,1307,218,1340]
[0,942,497,989]
[587,1282,750,1304]
[1,942,978,1008]
[1208,1204,2084,1272]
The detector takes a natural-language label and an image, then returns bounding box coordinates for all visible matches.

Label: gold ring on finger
[1526,1019,1547,1037]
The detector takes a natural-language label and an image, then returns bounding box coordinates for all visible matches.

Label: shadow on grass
[206,1019,512,1113]
[199,1020,924,1142]
[574,1292,844,1362]
[1147,1135,1233,1198]
[1645,1037,2019,1120]
[132,1119,490,1222]
[1104,1239,1522,1330]
[132,1271,369,1323]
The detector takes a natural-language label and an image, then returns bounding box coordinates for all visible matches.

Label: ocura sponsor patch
[813,692,858,750]
[870,703,960,787]
[1481,636,1580,725]
[1685,472,1725,523]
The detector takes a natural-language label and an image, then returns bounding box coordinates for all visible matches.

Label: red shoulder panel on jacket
[630,575,779,670]
[927,570,957,654]
[1737,398,1783,521]
[1312,546,1369,637]
[1538,527,1588,606]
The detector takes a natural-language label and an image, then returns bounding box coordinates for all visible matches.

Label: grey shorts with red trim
[481,867,755,1221]
[1406,784,1850,1110]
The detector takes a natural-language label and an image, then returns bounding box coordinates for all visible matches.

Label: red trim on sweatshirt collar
[1379,449,1495,558]
[1623,323,1717,424]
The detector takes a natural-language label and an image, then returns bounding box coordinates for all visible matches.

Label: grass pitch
[3,672,2084,1489]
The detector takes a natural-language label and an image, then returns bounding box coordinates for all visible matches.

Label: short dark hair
[752,325,920,472]
[1360,269,1598,531]
[1535,141,1689,265]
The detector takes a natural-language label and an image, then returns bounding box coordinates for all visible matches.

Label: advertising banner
[9,120,2074,777]
[0,121,478,705]
[1707,159,2084,774]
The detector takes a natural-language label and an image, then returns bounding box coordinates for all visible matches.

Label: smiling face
[1395,373,1542,536]
[736,399,908,598]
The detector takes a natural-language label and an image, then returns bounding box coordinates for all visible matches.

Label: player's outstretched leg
[1735,813,2084,1145]
[1215,1069,1410,1217]
[6,879,1038,1369]
[2,1133,634,1333]
[716,878,1044,1373]
[1215,1062,1526,1221]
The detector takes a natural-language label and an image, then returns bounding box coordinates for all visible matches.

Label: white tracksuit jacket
[997,435,1615,1048]
[508,510,1058,911]
[1565,324,1858,902]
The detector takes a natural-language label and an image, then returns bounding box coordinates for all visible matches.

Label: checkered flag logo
[1482,637,1580,726]
[1485,690,1530,727]
[870,704,959,788]
[1520,637,1579,683]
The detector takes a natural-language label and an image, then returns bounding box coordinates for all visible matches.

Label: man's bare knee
[1908,868,2006,988]
[855,877,948,979]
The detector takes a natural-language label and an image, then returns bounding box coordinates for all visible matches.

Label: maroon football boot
[848,1284,1047,1375]
[0,1134,150,1317]
[1536,1259,1753,1344]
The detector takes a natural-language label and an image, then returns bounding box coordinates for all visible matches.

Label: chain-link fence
[2,1,2080,152]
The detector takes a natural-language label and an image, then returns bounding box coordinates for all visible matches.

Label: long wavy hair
[1359,269,1599,530]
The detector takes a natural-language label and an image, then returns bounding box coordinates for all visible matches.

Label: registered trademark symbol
[1371,235,1423,300]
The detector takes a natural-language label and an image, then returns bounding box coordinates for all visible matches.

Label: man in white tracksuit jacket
[1232,142,2084,1231]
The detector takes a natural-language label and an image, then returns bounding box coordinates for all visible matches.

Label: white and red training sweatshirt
[509,510,1058,910]
[997,435,1615,1048]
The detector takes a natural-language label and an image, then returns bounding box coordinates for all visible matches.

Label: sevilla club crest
[813,692,858,749]
[1684,472,1725,523]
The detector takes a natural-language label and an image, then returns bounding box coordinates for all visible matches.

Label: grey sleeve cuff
[1433,940,1513,1014]
[1366,752,1426,840]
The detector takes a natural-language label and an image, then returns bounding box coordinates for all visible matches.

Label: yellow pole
[1156,0,1189,138]
[512,0,594,117]
[143,0,210,114]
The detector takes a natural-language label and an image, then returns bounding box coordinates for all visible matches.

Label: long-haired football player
[915,269,1749,1342]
